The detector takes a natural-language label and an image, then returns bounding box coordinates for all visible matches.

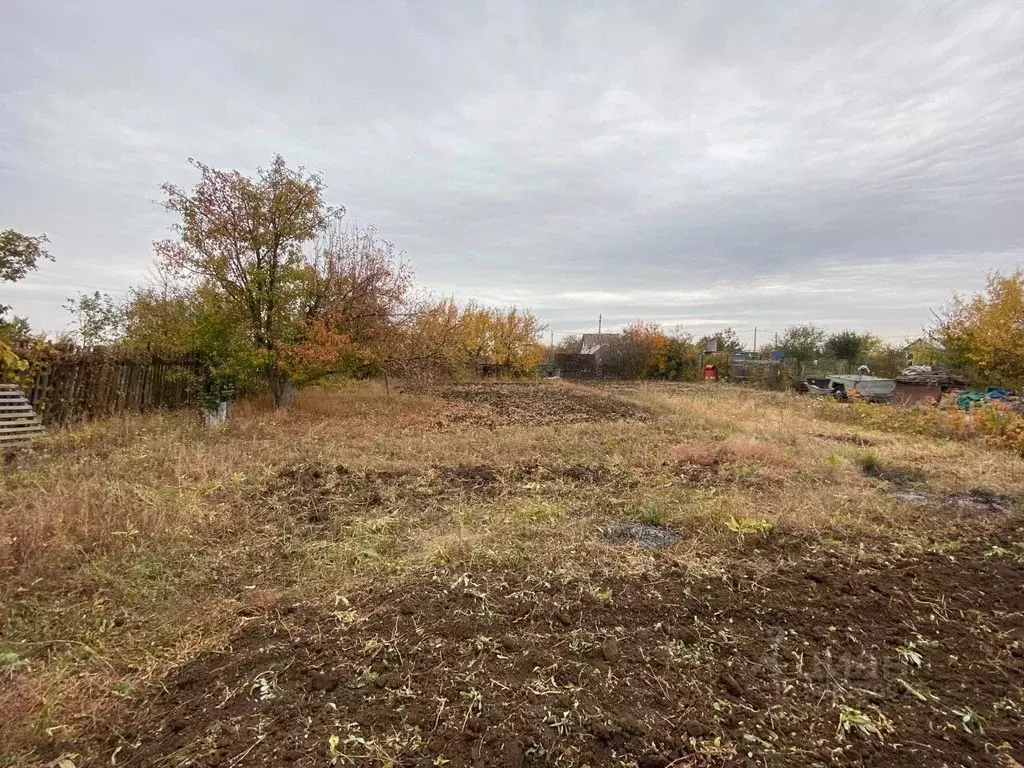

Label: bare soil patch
[105,522,1024,768]
[425,383,652,428]
[946,490,1015,519]
[255,459,633,522]
[891,489,1016,520]
[599,522,682,549]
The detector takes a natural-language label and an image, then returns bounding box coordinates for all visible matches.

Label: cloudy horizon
[3,0,1023,346]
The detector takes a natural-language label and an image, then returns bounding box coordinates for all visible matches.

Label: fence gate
[0,384,45,450]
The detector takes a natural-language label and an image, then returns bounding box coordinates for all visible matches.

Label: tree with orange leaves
[155,156,414,405]
[616,320,671,378]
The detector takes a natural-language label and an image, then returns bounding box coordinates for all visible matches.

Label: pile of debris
[894,368,1023,411]
[891,366,968,407]
[801,374,896,403]
[949,387,1022,412]
[798,365,1023,413]
[896,365,967,388]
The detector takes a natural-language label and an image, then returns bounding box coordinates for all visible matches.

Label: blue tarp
[956,387,1010,410]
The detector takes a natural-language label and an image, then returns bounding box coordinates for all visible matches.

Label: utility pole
[598,314,602,335]
[753,327,757,353]
[550,331,554,349]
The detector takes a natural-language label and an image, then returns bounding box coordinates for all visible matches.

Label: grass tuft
[856,450,881,474]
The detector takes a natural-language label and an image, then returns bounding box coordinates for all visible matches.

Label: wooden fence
[15,351,206,426]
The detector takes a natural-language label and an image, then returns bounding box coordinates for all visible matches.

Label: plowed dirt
[110,521,1024,767]
[426,383,652,428]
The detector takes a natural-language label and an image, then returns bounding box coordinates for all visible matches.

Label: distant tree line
[554,322,904,381]
[2,156,546,406]
[550,271,1024,389]
[765,325,904,375]
[5,154,1024,397]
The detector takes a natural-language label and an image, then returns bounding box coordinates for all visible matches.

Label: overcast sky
[3,0,1023,346]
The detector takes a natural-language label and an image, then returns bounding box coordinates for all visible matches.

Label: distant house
[554,332,622,379]
[903,337,946,367]
[579,333,621,357]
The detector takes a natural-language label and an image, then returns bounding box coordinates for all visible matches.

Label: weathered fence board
[0,384,44,449]
[8,351,206,426]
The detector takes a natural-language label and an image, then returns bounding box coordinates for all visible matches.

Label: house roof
[579,333,620,355]
[903,337,945,351]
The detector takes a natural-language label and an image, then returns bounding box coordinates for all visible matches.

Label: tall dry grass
[3,379,1024,764]
[0,383,438,574]
[5,378,1023,598]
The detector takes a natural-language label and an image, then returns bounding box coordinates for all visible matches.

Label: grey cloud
[2,0,1022,342]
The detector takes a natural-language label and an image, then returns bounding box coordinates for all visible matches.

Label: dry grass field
[1,381,1022,767]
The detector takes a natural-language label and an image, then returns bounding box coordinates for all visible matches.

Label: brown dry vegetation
[1,381,1023,767]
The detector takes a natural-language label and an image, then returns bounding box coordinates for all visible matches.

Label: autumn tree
[935,270,1024,388]
[0,316,30,340]
[663,330,700,380]
[120,269,267,396]
[156,155,348,406]
[2,229,52,325]
[452,301,495,368]
[612,321,670,378]
[123,272,239,355]
[359,298,544,384]
[598,323,699,380]
[417,300,545,375]
[366,298,464,388]
[1,230,51,285]
[490,307,545,372]
[138,157,548,399]
[287,223,413,381]
[861,344,906,378]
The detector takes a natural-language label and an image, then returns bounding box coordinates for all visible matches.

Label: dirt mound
[429,383,651,428]
[109,528,1024,767]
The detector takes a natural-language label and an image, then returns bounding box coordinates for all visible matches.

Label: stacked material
[0,384,45,450]
[896,366,968,388]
